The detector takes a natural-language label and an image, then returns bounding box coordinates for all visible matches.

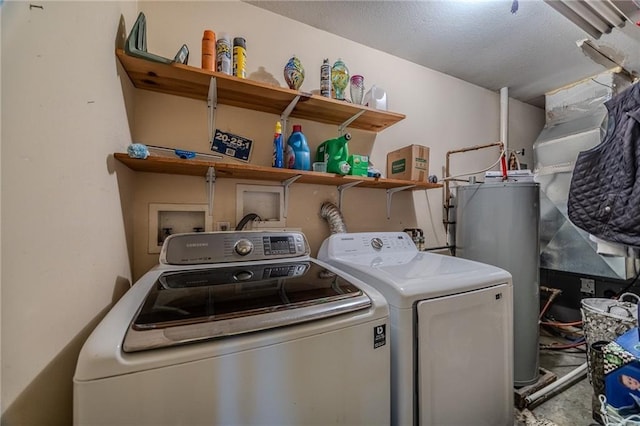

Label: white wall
[1,0,544,423]
[1,2,138,424]
[130,1,544,277]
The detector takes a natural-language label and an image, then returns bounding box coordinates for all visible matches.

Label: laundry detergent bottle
[286,124,311,170]
[315,133,351,175]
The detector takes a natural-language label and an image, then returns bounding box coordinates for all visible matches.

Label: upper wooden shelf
[116,49,405,132]
[114,153,442,191]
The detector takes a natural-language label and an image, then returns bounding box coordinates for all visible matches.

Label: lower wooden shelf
[114,153,442,191]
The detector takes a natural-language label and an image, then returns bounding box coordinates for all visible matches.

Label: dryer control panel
[160,231,309,265]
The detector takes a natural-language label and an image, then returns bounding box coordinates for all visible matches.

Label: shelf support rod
[207,77,218,146]
[280,95,301,135]
[282,175,302,218]
[386,185,415,219]
[338,109,366,136]
[337,181,362,210]
[206,166,216,216]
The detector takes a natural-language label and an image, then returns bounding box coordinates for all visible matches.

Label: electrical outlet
[215,221,230,231]
[580,278,595,295]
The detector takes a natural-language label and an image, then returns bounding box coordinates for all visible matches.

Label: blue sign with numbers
[211,129,253,162]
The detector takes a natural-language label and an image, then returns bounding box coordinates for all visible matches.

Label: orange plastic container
[201,30,216,71]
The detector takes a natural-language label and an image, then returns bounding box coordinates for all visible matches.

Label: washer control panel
[161,231,309,265]
[325,232,418,257]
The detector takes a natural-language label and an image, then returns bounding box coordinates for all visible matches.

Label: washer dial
[371,237,384,251]
[234,239,253,256]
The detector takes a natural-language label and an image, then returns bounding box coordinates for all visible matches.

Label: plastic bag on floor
[598,394,640,426]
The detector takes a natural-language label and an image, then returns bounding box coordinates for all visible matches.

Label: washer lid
[123,261,371,352]
[328,253,511,306]
[318,232,512,307]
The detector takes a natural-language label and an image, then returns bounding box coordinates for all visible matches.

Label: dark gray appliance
[456,182,540,387]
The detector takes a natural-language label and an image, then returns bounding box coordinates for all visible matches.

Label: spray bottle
[232,37,247,79]
[216,32,232,75]
[272,121,284,168]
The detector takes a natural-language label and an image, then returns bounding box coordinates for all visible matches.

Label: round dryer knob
[234,239,253,256]
[370,237,383,251]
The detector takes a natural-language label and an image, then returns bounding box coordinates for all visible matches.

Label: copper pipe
[446,141,505,157]
[442,141,505,226]
[539,286,563,320]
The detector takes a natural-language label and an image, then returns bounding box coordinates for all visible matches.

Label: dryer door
[416,283,513,426]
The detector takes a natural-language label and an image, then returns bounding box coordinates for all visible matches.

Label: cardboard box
[386,145,430,181]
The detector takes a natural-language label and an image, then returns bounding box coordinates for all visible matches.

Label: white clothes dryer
[74,231,390,426]
[318,232,514,426]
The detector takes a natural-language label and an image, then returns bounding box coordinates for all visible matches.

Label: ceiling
[247,0,640,108]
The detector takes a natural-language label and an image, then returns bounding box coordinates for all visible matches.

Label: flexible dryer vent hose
[320,202,347,234]
[319,201,346,279]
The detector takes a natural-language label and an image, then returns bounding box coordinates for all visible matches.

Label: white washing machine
[74,231,390,425]
[318,232,514,426]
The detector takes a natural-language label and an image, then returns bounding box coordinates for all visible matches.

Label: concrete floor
[530,349,594,425]
[516,335,596,425]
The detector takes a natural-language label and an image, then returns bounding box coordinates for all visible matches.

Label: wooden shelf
[116,49,405,132]
[114,153,442,191]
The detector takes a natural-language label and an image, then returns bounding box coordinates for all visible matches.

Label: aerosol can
[315,133,351,175]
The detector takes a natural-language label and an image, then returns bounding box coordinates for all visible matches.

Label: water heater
[455,182,540,387]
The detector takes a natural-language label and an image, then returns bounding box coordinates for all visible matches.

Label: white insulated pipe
[524,362,588,407]
[500,87,509,154]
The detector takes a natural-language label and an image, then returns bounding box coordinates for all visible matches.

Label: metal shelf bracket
[386,185,415,219]
[282,175,302,218]
[338,109,366,136]
[337,181,362,210]
[281,95,301,135]
[206,166,216,216]
[207,77,218,144]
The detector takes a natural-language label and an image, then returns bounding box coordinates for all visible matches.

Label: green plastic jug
[315,133,351,175]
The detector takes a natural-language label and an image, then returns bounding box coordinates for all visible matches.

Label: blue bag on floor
[601,328,640,424]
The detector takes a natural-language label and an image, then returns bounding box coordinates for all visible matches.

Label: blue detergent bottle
[286,124,311,170]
